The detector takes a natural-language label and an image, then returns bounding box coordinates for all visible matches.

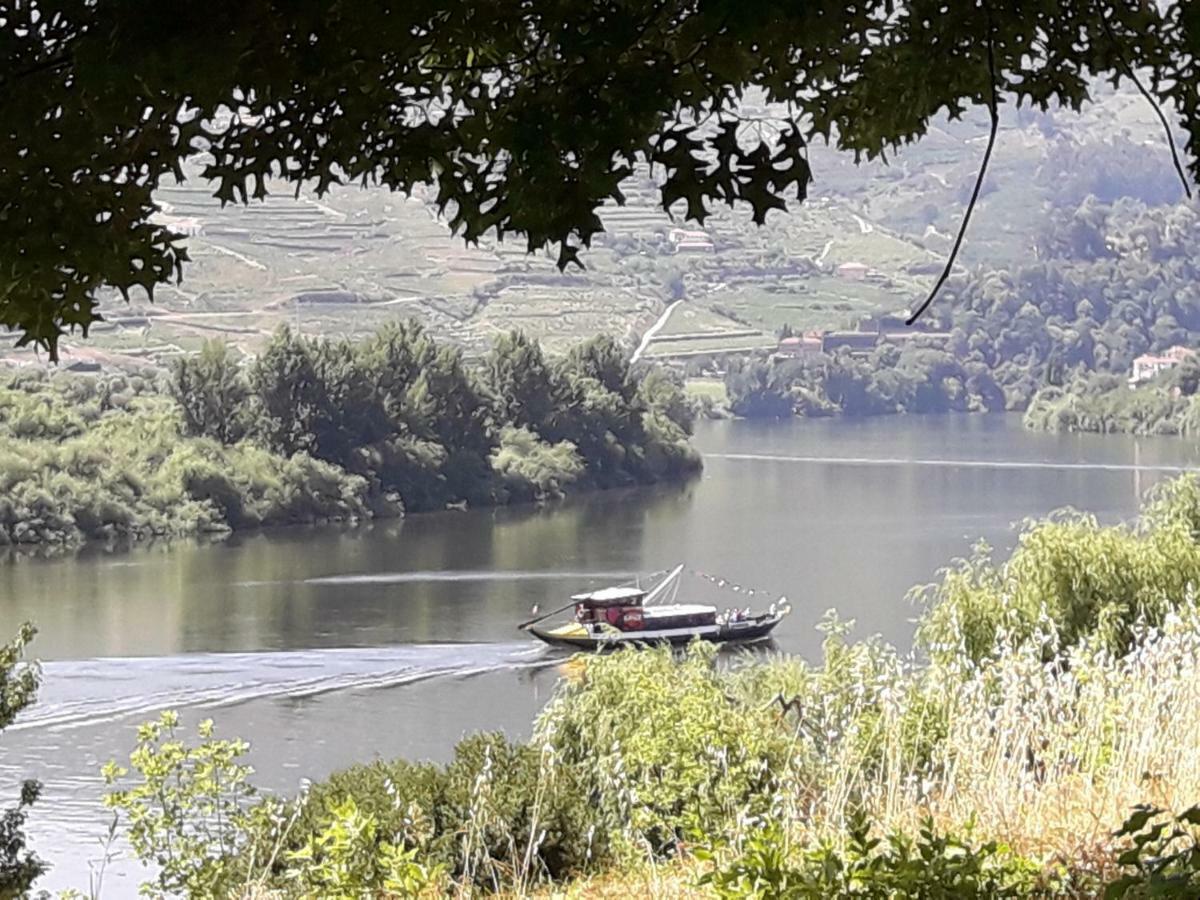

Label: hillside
[3,84,1179,371]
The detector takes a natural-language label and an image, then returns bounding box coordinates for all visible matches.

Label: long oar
[518,600,578,631]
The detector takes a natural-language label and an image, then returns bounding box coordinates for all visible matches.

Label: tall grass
[793,609,1200,868]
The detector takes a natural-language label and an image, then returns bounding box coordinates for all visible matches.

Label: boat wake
[706,452,1193,474]
[13,642,550,733]
[300,569,638,586]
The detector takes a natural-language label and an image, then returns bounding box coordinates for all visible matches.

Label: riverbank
[690,362,1200,446]
[0,327,700,551]
[1024,369,1200,437]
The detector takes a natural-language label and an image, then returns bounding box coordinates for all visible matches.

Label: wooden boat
[522,565,788,650]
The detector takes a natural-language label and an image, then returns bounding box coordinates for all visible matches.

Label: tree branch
[0,53,72,90]
[1099,8,1192,200]
[907,17,1000,326]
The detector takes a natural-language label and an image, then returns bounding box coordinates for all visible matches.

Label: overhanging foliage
[2,1,1198,355]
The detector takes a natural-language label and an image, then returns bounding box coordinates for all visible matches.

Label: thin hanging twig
[907,19,1000,326]
[1099,8,1192,200]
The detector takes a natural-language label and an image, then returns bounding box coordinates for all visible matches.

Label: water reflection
[1,415,1197,663]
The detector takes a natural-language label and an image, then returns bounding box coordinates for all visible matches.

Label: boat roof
[643,604,717,617]
[571,586,647,603]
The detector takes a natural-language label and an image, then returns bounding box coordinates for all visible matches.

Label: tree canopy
[3,1,1198,355]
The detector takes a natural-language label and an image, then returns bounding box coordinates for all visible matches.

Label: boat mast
[643,563,684,606]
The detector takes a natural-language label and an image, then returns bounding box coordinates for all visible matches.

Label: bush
[102,712,278,899]
[1,625,43,898]
[490,426,584,501]
[270,732,605,891]
[282,797,445,898]
[535,643,792,856]
[1104,804,1200,899]
[915,475,1200,665]
[697,816,1043,899]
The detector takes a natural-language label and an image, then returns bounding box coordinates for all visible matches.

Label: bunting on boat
[688,568,790,607]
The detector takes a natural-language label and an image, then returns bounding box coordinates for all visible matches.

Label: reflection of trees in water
[18,418,1200,660]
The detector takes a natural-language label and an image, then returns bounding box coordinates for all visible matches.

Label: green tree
[403,345,495,504]
[554,337,646,484]
[170,339,249,445]
[1,624,45,898]
[483,330,562,435]
[5,2,1198,354]
[490,426,584,502]
[356,321,440,435]
[725,358,796,419]
[247,327,328,458]
[308,338,383,470]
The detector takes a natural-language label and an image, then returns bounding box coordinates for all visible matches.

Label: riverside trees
[0,328,698,547]
[177,325,700,511]
[726,197,1200,420]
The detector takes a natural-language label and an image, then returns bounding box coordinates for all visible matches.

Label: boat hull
[528,616,782,651]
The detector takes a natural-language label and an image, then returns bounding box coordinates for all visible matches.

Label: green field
[683,377,729,404]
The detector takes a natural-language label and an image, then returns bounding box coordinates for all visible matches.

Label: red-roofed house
[776,332,823,359]
[1130,346,1196,384]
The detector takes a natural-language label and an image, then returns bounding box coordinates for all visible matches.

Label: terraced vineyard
[7,84,1172,372]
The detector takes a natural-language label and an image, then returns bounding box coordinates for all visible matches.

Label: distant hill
[6,83,1180,372]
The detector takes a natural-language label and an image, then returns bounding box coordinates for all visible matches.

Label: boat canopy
[642,604,716,619]
[570,586,647,607]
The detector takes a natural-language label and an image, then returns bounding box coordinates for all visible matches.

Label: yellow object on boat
[547,623,588,638]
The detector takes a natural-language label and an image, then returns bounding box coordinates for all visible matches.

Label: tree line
[724,196,1200,420]
[0,327,698,547]
[1025,356,1200,437]
[173,324,699,514]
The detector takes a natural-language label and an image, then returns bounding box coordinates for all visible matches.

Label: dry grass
[519,857,707,899]
[787,609,1200,877]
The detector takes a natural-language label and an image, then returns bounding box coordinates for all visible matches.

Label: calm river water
[3,414,1198,893]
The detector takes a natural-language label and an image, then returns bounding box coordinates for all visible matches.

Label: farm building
[776,333,823,359]
[835,261,871,280]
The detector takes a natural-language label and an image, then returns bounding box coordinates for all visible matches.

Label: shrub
[697,816,1044,899]
[1103,804,1200,899]
[915,476,1200,665]
[270,732,605,891]
[490,426,584,501]
[1,625,43,899]
[102,712,282,899]
[283,797,445,898]
[535,643,792,857]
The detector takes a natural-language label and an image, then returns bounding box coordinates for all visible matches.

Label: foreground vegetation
[0,326,698,547]
[1,475,1191,896]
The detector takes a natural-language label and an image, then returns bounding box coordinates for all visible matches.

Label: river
[2,414,1198,894]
